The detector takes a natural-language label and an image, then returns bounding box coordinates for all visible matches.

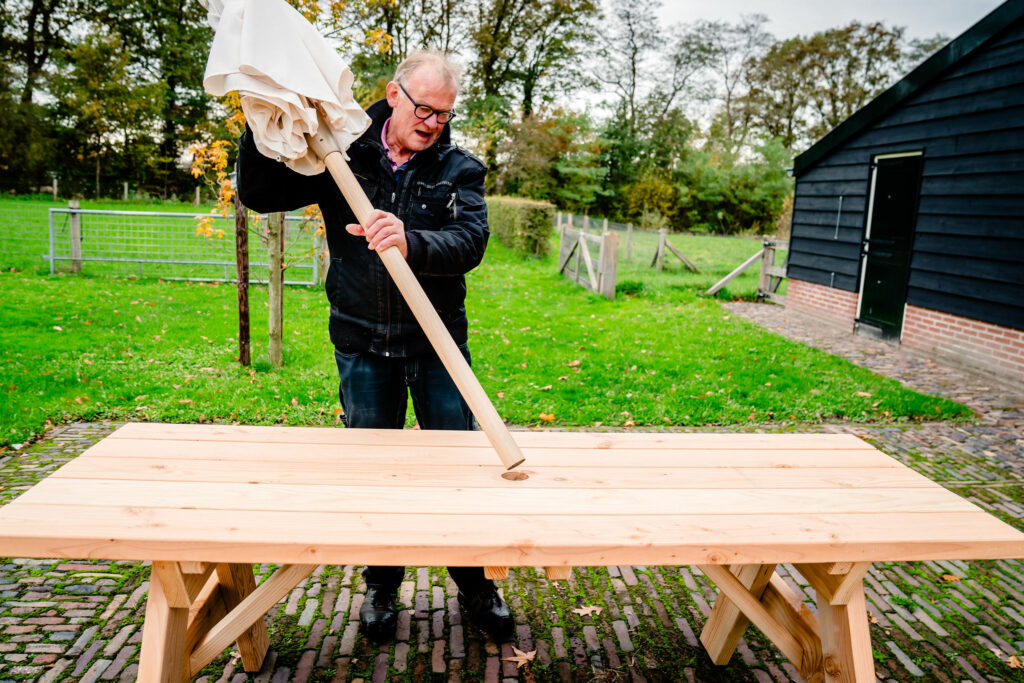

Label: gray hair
[394,50,462,93]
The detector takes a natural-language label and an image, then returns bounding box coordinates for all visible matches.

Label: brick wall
[785,279,858,330]
[902,304,1024,386]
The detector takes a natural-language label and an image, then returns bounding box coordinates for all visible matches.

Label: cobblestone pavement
[2,305,1024,682]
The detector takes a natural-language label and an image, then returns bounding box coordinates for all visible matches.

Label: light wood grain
[817,582,874,682]
[105,423,873,450]
[79,438,896,468]
[138,564,189,683]
[1,505,1021,566]
[52,457,933,489]
[795,563,872,606]
[189,564,315,675]
[19,479,978,517]
[215,564,269,672]
[701,564,775,664]
[761,575,823,680]
[484,567,509,580]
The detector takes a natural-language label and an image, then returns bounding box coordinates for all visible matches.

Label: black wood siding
[789,16,1024,331]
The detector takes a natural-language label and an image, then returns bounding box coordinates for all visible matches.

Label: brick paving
[1,303,1023,681]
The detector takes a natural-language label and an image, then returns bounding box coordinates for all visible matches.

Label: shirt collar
[381,117,415,171]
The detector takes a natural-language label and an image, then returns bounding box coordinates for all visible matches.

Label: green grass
[0,234,971,448]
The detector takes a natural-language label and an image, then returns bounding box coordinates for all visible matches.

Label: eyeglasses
[397,82,457,124]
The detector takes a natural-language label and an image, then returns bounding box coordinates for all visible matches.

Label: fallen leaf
[52,326,63,331]
[867,611,879,624]
[496,391,505,399]
[539,385,552,391]
[82,358,93,365]
[572,605,603,617]
[624,417,635,427]
[558,375,569,381]
[1009,655,1022,669]
[291,397,298,406]
[941,574,962,583]
[538,413,555,422]
[567,360,581,367]
[856,391,872,397]
[502,646,536,668]
[179,399,193,404]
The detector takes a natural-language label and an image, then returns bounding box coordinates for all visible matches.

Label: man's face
[385,67,457,154]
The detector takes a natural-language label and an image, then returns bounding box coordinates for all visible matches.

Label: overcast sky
[659,0,1006,41]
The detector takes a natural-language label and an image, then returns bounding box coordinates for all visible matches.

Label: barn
[786,0,1024,386]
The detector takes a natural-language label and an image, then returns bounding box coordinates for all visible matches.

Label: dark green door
[858,155,923,339]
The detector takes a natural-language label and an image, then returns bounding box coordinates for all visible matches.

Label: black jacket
[237,99,489,357]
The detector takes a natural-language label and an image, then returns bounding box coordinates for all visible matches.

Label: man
[237,50,514,644]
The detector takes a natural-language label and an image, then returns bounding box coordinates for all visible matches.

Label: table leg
[216,563,270,672]
[815,580,875,683]
[138,565,190,683]
[699,564,775,664]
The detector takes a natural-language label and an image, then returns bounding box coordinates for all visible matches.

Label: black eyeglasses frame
[397,82,457,124]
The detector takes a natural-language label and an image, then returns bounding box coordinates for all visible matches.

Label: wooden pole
[758,237,771,302]
[68,199,82,273]
[195,187,202,206]
[234,193,250,366]
[268,212,284,367]
[123,181,129,202]
[656,228,666,272]
[582,215,589,234]
[602,217,608,235]
[52,177,58,201]
[599,232,618,299]
[626,223,633,260]
[305,116,525,470]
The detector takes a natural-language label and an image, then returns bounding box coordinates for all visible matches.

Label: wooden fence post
[68,199,82,273]
[599,232,618,299]
[758,237,771,301]
[602,217,608,235]
[268,212,284,367]
[234,193,251,366]
[626,223,633,260]
[654,228,667,272]
[582,215,589,234]
[123,182,129,202]
[52,177,58,201]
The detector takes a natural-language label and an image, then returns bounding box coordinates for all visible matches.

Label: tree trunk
[234,193,250,366]
[267,212,284,367]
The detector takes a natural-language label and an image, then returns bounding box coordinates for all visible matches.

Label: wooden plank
[665,240,699,273]
[183,564,217,603]
[151,562,191,609]
[138,562,189,683]
[50,458,937,490]
[184,572,226,658]
[103,424,878,450]
[699,564,804,668]
[706,248,765,295]
[579,235,600,291]
[766,265,788,278]
[1,506,1020,566]
[216,564,270,672]
[795,563,872,606]
[83,439,891,468]
[179,562,208,574]
[19,480,979,517]
[484,567,509,580]
[598,232,618,299]
[701,564,775,664]
[556,235,579,274]
[545,567,571,581]
[189,564,315,676]
[761,575,823,680]
[816,581,875,682]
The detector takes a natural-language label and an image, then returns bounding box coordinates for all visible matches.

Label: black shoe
[458,586,515,641]
[360,586,398,643]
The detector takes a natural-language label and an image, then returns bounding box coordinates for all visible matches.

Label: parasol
[201,0,525,469]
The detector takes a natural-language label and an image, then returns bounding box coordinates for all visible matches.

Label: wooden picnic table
[0,423,1022,682]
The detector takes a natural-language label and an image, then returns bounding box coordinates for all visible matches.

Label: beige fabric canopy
[201,0,371,175]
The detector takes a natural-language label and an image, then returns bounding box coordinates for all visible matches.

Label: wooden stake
[268,212,284,367]
[68,200,82,274]
[626,223,633,260]
[234,193,250,366]
[305,116,525,470]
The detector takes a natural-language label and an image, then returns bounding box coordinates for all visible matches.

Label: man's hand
[346,210,408,259]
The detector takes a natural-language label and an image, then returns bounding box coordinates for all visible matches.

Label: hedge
[486,196,554,257]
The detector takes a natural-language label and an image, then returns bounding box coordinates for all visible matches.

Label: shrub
[486,196,555,257]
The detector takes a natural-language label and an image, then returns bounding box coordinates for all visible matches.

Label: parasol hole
[502,471,529,482]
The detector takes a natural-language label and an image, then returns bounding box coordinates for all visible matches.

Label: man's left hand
[346,210,408,259]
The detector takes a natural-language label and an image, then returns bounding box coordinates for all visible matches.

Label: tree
[743,37,813,151]
[803,21,904,138]
[592,0,659,132]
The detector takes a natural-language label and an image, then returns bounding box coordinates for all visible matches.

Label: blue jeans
[334,346,491,594]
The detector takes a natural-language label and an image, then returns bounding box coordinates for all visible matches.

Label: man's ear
[385,81,400,108]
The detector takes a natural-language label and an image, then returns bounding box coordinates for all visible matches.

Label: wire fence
[0,200,320,284]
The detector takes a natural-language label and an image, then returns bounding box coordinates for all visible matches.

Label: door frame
[856,150,924,339]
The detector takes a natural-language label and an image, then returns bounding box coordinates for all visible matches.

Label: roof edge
[793,0,1024,176]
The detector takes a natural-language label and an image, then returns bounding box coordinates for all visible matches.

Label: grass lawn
[0,231,971,447]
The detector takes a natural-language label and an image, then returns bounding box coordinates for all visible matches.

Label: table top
[0,422,1021,566]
